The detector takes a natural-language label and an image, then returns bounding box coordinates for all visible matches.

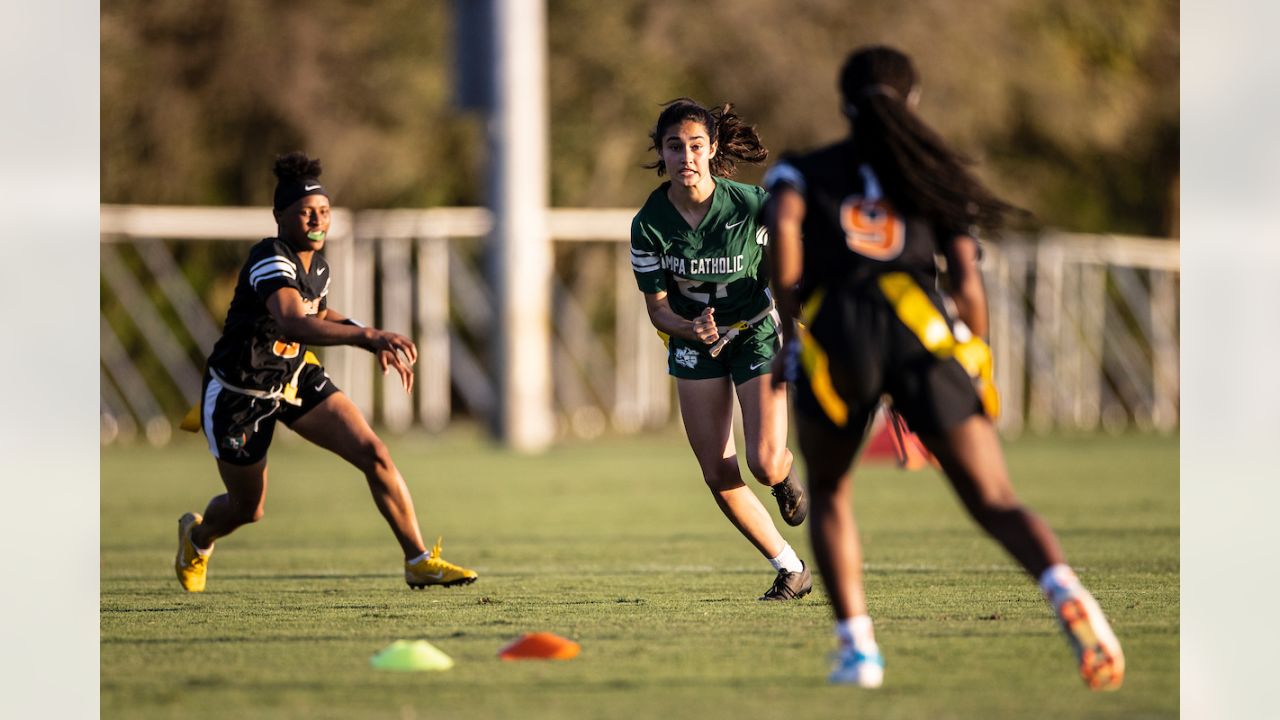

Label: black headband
[273,177,329,211]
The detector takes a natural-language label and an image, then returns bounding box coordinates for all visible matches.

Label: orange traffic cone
[498,632,581,660]
[861,404,935,470]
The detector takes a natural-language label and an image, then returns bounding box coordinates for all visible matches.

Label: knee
[702,459,744,492]
[355,438,393,475]
[967,488,1023,525]
[232,501,264,525]
[746,444,790,485]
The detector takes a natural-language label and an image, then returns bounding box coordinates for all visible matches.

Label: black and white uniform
[765,139,984,438]
[201,237,339,464]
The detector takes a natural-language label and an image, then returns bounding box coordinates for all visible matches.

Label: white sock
[408,550,432,565]
[836,615,878,654]
[768,543,804,573]
[1038,563,1082,604]
[194,543,212,557]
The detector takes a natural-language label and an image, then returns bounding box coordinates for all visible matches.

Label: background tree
[102,0,1178,235]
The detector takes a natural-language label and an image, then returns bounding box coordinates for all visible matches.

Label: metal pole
[489,0,553,451]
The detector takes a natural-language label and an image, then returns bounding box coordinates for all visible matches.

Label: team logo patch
[220,433,247,454]
[674,346,699,369]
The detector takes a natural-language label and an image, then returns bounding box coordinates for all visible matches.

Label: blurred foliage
[103,0,1177,235]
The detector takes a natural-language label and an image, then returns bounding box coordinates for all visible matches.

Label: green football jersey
[630,177,772,325]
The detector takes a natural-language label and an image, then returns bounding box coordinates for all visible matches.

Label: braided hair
[646,98,768,178]
[840,46,1020,233]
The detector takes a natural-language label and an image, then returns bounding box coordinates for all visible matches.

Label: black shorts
[200,364,340,465]
[793,284,983,440]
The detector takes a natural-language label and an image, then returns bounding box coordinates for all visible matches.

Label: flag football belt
[652,297,779,357]
[178,351,321,433]
[876,272,1000,419]
[708,298,779,358]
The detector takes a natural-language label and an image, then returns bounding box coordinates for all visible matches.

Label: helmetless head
[271,152,331,253]
[646,98,768,184]
[839,45,921,120]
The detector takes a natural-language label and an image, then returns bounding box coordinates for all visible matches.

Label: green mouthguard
[307,231,326,241]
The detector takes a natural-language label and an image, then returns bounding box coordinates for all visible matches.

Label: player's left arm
[943,235,989,339]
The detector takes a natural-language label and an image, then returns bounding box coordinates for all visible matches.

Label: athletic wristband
[341,318,366,328]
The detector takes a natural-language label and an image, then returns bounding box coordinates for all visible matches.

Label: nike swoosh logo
[419,570,446,580]
[725,219,747,230]
[314,380,328,391]
[304,184,321,191]
[317,266,326,275]
[750,359,768,371]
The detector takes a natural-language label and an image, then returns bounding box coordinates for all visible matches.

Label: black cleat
[770,475,809,526]
[759,562,813,601]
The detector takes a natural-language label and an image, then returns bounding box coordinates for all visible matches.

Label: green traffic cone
[370,640,455,671]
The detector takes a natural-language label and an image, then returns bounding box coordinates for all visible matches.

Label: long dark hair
[841,46,1020,232]
[645,98,768,178]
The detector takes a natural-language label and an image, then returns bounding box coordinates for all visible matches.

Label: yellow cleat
[175,512,212,592]
[405,537,478,589]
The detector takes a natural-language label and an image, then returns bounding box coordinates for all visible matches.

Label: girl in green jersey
[629,99,811,601]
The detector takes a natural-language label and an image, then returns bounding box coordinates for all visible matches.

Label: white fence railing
[99,205,1177,444]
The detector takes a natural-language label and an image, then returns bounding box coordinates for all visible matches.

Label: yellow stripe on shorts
[794,289,849,427]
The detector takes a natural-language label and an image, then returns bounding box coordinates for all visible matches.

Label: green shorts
[667,315,781,385]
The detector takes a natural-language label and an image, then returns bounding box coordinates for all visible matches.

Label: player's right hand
[369,330,417,394]
[368,330,418,366]
[692,306,719,345]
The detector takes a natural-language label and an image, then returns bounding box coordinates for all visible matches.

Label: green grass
[102,427,1178,719]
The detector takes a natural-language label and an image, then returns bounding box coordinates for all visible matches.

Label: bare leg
[735,374,794,487]
[920,414,1064,577]
[677,377,787,559]
[189,458,268,549]
[289,392,427,559]
[796,412,867,620]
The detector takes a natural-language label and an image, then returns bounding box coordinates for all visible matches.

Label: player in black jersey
[631,99,811,601]
[175,153,477,593]
[765,47,1123,689]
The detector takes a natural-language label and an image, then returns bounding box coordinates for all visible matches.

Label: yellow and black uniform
[764,140,992,437]
[201,237,339,464]
[630,177,780,384]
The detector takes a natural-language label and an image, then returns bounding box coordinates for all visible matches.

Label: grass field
[101,427,1178,719]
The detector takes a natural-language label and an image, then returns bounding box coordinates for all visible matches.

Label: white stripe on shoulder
[249,255,296,275]
[249,262,297,284]
[755,226,769,246]
[631,248,658,258]
[762,161,806,194]
[251,270,297,289]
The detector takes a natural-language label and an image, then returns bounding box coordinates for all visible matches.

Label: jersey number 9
[841,197,905,261]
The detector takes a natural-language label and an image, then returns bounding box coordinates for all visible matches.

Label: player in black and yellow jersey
[765,47,1124,689]
[175,153,477,592]
[631,99,811,601]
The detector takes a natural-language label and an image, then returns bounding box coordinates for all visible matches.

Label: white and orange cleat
[1049,584,1125,690]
